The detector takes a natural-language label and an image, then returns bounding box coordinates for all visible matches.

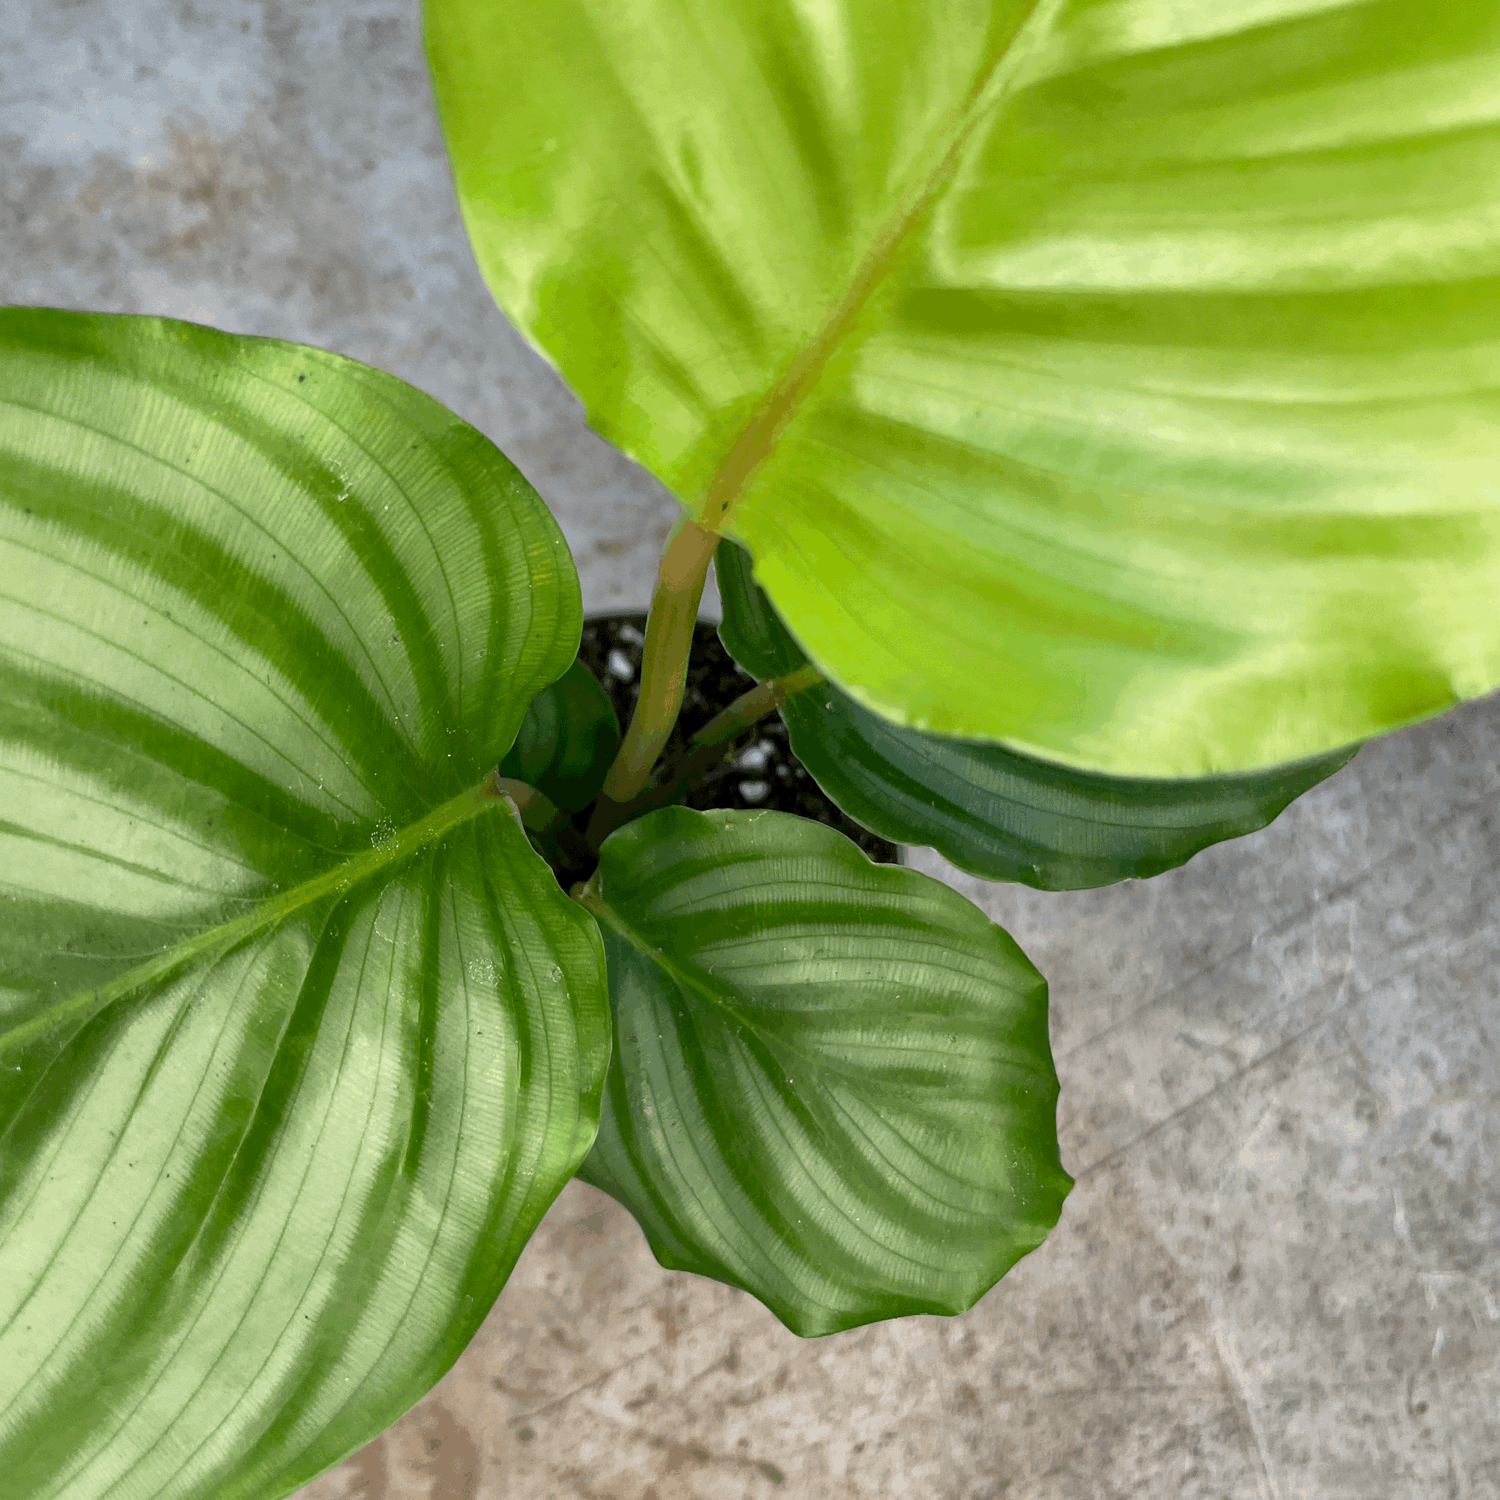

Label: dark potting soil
[577,613,901,865]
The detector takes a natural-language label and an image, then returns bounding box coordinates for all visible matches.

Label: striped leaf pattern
[0,309,610,1500]
[715,539,1358,889]
[576,807,1069,1337]
[429,0,1500,777]
[781,683,1358,890]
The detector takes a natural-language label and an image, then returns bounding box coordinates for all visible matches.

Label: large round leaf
[0,309,610,1500]
[575,806,1070,1337]
[426,1,1500,775]
[716,539,1359,888]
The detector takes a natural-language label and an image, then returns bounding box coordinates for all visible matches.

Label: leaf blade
[499,658,621,813]
[782,680,1358,889]
[428,1,1500,774]
[578,806,1069,1337]
[0,309,609,1500]
[713,536,808,682]
[1,819,608,1500]
[715,537,1357,887]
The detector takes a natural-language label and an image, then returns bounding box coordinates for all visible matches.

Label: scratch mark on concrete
[1079,1009,1333,1181]
[1392,1187,1411,1244]
[1209,1309,1282,1500]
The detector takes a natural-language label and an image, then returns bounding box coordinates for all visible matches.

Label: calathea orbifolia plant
[3,3,1498,1497]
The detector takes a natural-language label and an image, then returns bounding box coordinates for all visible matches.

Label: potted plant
[2,4,1497,1498]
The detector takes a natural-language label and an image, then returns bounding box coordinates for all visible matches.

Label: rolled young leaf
[499,657,621,812]
[717,541,1359,889]
[426,1,1500,776]
[0,309,610,1500]
[575,806,1070,1337]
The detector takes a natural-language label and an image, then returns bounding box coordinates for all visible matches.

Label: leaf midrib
[0,773,514,1057]
[583,891,947,1094]
[697,0,1065,533]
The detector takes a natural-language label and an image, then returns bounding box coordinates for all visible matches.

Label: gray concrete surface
[6,3,1498,1497]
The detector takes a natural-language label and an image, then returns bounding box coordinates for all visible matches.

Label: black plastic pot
[577,612,901,865]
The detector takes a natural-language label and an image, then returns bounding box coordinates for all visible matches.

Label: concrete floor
[7,4,1499,1496]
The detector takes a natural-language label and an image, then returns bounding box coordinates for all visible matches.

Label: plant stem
[663,663,822,791]
[493,775,560,830]
[587,516,718,847]
[598,662,825,831]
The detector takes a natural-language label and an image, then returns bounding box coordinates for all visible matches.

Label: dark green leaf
[0,308,610,1500]
[576,806,1069,1337]
[718,537,1357,888]
[714,537,807,681]
[499,657,620,811]
[782,682,1358,890]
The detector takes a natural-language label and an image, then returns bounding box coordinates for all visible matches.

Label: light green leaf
[499,657,620,812]
[426,2,1500,775]
[576,806,1070,1337]
[716,539,1358,888]
[0,308,610,1500]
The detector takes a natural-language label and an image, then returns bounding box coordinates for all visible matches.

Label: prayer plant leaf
[780,684,1358,890]
[426,1,1500,776]
[0,308,611,1500]
[713,533,808,682]
[574,806,1070,1338]
[717,540,1357,889]
[499,657,621,812]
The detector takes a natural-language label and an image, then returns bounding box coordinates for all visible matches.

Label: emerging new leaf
[500,657,621,812]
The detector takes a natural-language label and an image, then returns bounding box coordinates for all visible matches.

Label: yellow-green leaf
[427,2,1500,774]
